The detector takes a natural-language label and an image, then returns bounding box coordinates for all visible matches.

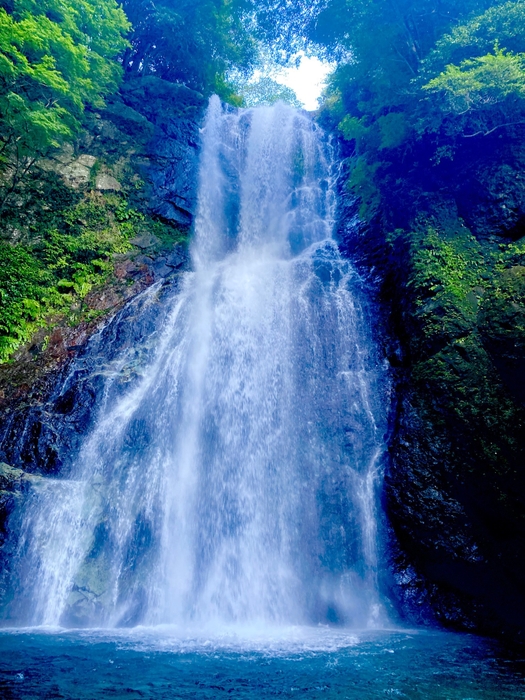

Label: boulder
[0,462,43,492]
[95,173,122,192]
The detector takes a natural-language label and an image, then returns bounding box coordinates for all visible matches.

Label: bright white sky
[273,54,335,110]
[246,53,334,111]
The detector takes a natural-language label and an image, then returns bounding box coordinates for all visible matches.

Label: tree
[277,1,525,216]
[237,76,301,107]
[424,46,525,115]
[420,2,525,137]
[0,0,129,210]
[121,0,256,97]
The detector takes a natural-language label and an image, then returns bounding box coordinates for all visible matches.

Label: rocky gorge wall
[336,127,525,640]
[1,90,525,640]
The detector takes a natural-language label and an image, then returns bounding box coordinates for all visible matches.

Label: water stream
[2,98,389,631]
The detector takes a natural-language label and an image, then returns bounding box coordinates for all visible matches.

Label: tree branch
[464,121,525,137]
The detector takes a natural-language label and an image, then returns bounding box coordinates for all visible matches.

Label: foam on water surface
[1,627,524,699]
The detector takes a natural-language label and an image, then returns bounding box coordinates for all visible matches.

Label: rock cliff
[337,127,525,639]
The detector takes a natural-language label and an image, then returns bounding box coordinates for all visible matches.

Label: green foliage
[0,243,52,359]
[348,158,381,219]
[237,76,301,108]
[0,191,145,362]
[424,1,525,71]
[285,1,525,215]
[412,334,522,468]
[247,0,322,59]
[410,229,484,307]
[377,113,408,150]
[424,45,525,116]
[415,2,525,138]
[480,266,525,370]
[42,193,134,294]
[493,237,525,270]
[122,0,256,96]
[0,0,129,205]
[385,226,484,348]
[338,115,368,144]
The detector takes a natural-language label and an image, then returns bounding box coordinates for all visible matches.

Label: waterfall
[1,98,389,630]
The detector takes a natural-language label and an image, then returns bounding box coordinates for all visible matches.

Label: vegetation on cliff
[0,0,242,362]
[0,0,129,204]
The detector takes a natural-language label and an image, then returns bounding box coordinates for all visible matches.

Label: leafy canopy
[424,45,525,116]
[0,0,129,203]
[281,0,525,216]
[237,76,301,108]
[121,0,257,98]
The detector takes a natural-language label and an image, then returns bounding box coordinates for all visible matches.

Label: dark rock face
[118,77,206,227]
[479,266,525,407]
[386,391,525,637]
[454,148,525,242]
[336,130,525,640]
[147,117,201,226]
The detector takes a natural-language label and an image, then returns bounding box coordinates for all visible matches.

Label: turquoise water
[1,627,524,699]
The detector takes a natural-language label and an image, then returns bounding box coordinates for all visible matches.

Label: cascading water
[1,98,389,631]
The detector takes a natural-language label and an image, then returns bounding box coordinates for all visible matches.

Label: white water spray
[3,99,388,630]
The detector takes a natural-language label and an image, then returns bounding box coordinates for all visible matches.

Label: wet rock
[119,78,206,228]
[134,255,154,266]
[85,287,122,312]
[0,462,38,492]
[119,76,205,124]
[336,122,525,639]
[456,162,525,241]
[102,101,155,140]
[151,257,172,278]
[114,259,138,280]
[46,329,69,360]
[154,265,171,279]
[166,246,189,269]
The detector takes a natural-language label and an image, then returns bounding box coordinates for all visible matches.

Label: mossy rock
[480,265,525,405]
[0,463,25,492]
